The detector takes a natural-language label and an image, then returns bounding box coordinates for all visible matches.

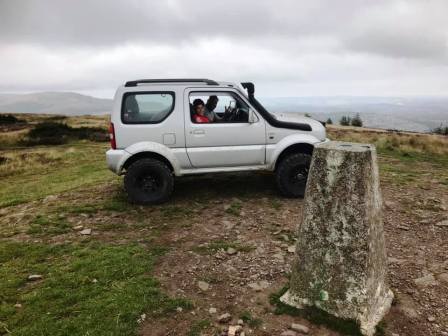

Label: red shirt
[193,114,210,123]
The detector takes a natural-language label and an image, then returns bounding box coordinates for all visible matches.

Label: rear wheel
[276,152,312,198]
[124,158,174,204]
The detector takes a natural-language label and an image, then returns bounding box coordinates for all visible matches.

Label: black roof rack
[124,78,219,87]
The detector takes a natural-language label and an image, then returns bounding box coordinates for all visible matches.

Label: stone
[281,142,393,336]
[287,245,296,253]
[281,331,298,336]
[209,307,217,314]
[237,319,244,325]
[435,220,448,227]
[428,316,436,322]
[80,228,92,235]
[436,273,448,284]
[227,247,237,255]
[228,325,242,336]
[27,274,43,281]
[198,281,210,291]
[217,313,232,323]
[73,225,84,230]
[14,303,22,308]
[291,323,309,334]
[414,274,438,287]
[248,280,269,291]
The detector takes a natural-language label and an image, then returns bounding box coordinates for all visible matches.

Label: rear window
[121,92,175,124]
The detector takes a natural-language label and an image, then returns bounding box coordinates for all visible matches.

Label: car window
[189,92,249,123]
[122,92,174,124]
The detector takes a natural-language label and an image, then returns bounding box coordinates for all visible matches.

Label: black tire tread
[124,158,174,205]
[276,152,312,198]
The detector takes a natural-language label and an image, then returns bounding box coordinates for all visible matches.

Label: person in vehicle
[192,99,210,123]
[204,95,221,122]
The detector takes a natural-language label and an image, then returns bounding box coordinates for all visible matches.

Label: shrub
[432,124,448,136]
[351,113,363,127]
[0,114,22,125]
[25,122,107,145]
[326,118,333,125]
[339,116,351,126]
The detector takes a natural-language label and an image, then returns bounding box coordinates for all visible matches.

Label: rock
[237,319,244,325]
[287,245,296,253]
[80,228,92,235]
[291,323,309,334]
[435,220,448,227]
[217,313,232,323]
[198,281,210,291]
[248,280,269,291]
[176,307,183,312]
[273,253,285,261]
[27,274,43,281]
[281,331,298,336]
[436,273,448,284]
[73,225,84,230]
[396,294,418,319]
[209,307,217,314]
[427,316,436,322]
[227,247,237,255]
[281,142,393,336]
[414,274,438,287]
[228,325,242,336]
[14,303,22,308]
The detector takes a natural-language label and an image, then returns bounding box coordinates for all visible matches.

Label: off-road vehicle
[106,79,329,204]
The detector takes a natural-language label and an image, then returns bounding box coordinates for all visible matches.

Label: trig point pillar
[281,141,393,336]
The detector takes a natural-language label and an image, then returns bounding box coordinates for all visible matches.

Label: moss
[270,286,363,336]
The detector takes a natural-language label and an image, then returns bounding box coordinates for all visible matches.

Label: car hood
[271,112,326,140]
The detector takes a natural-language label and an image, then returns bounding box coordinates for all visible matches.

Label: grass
[0,143,116,207]
[225,201,242,216]
[192,239,255,255]
[27,214,71,235]
[0,242,192,336]
[187,319,212,336]
[239,311,263,328]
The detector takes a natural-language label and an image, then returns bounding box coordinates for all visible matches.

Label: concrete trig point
[281,141,393,336]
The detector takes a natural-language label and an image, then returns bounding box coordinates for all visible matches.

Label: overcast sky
[0,0,447,98]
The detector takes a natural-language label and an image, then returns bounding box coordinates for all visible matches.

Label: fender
[268,134,324,170]
[120,142,182,175]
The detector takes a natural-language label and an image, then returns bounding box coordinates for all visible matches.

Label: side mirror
[248,109,258,123]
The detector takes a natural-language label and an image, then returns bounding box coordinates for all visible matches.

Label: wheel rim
[138,172,162,193]
[290,165,309,184]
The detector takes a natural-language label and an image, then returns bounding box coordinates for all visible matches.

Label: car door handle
[192,129,205,135]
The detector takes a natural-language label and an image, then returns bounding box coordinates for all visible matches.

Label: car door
[184,89,266,168]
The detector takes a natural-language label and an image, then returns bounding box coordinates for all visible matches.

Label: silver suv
[106,79,329,204]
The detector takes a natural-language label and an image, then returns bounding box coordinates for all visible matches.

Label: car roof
[122,78,238,89]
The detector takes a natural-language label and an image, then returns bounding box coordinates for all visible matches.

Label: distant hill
[0,92,112,115]
[0,92,447,132]
[261,96,448,133]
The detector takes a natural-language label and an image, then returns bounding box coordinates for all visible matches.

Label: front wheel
[124,158,174,204]
[276,152,312,198]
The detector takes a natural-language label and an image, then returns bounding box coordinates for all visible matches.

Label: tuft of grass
[192,240,255,255]
[187,319,212,336]
[239,311,263,328]
[225,201,242,216]
[270,286,367,336]
[0,242,192,336]
[27,214,71,235]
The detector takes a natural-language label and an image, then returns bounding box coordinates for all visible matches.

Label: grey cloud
[0,0,362,47]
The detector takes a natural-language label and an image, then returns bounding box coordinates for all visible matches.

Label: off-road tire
[276,152,312,198]
[124,158,174,205]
